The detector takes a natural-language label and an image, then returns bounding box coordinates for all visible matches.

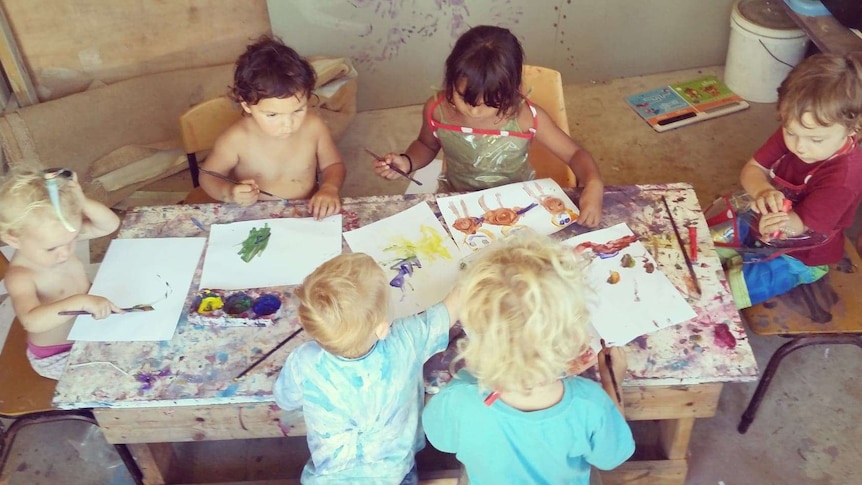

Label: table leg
[127,443,175,485]
[658,417,695,460]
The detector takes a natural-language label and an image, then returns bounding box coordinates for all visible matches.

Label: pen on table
[364,148,423,186]
[688,225,698,262]
[234,328,304,381]
[198,167,286,200]
[600,339,623,405]
[661,196,701,295]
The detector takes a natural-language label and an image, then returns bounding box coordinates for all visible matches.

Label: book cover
[625,75,750,132]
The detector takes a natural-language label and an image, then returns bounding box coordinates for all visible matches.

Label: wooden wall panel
[1,0,271,101]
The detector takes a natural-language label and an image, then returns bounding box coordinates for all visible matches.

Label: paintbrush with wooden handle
[59,304,155,316]
[364,148,423,186]
[198,167,287,200]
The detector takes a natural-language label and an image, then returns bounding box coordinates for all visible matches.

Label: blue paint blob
[252,294,281,316]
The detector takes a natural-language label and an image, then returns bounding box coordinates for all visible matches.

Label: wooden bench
[737,238,862,433]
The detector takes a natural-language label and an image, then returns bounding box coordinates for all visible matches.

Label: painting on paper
[562,223,696,346]
[437,179,580,253]
[343,202,462,320]
[69,237,207,342]
[199,216,342,290]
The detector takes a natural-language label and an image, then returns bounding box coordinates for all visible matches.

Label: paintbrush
[59,304,155,316]
[234,328,304,381]
[600,339,623,405]
[198,167,286,200]
[661,195,702,295]
[364,148,423,186]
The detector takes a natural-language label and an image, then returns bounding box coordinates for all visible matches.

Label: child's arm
[374,97,442,179]
[441,286,462,328]
[532,106,604,227]
[199,127,261,206]
[598,345,626,415]
[5,268,121,333]
[741,158,785,214]
[68,176,120,240]
[308,117,346,220]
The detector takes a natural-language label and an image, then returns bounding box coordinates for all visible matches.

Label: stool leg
[739,335,862,433]
[738,337,806,434]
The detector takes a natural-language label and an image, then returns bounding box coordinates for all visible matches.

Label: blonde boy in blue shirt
[273,252,460,484]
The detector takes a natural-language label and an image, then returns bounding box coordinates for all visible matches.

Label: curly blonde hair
[778,52,862,132]
[0,165,81,237]
[455,232,591,392]
[295,252,390,358]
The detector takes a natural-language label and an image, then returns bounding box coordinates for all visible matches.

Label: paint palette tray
[187,289,285,327]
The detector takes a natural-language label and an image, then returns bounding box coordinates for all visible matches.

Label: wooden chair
[737,238,862,433]
[179,96,242,204]
[0,253,142,482]
[522,65,577,188]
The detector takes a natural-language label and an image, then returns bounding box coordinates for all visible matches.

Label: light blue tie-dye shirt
[273,303,450,484]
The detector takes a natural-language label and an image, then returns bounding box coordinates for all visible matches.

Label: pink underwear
[27,341,73,359]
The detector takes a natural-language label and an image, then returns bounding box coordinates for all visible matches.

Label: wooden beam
[0,3,37,106]
[600,459,688,485]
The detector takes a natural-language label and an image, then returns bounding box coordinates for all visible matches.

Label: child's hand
[758,211,790,240]
[577,181,604,228]
[67,171,87,203]
[598,345,627,383]
[309,186,342,220]
[231,180,260,206]
[372,153,410,180]
[753,189,785,214]
[75,295,123,319]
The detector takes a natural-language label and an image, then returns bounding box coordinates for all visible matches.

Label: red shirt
[754,128,862,266]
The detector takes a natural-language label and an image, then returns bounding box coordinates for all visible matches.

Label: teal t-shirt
[422,369,634,485]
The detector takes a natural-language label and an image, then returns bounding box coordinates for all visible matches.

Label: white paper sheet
[437,179,580,253]
[343,202,462,320]
[562,223,696,346]
[199,215,342,290]
[69,237,207,342]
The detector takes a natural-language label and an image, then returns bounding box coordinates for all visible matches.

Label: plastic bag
[705,192,834,262]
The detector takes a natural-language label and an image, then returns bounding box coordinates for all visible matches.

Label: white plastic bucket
[724,0,809,103]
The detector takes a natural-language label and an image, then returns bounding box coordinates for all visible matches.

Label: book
[625,75,750,132]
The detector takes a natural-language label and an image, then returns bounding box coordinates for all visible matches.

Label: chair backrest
[179,96,242,187]
[0,252,58,417]
[522,65,576,188]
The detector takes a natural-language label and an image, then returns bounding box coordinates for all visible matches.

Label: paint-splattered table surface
[53,183,758,409]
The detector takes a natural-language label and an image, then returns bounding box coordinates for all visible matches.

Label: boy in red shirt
[729,52,862,308]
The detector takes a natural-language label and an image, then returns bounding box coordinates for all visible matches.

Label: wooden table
[53,183,758,485]
[782,3,862,55]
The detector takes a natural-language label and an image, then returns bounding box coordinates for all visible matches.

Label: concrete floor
[3,65,862,484]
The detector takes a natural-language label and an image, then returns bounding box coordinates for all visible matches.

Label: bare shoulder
[215,117,253,147]
[423,94,442,120]
[302,111,331,137]
[3,263,35,294]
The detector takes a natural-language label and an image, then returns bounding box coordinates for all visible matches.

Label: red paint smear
[713,323,737,349]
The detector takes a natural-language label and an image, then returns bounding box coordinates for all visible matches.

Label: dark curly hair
[444,26,524,118]
[230,36,316,106]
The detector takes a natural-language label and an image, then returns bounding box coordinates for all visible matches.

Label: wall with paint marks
[269,0,736,110]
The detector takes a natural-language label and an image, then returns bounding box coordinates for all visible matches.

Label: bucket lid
[734,0,803,35]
